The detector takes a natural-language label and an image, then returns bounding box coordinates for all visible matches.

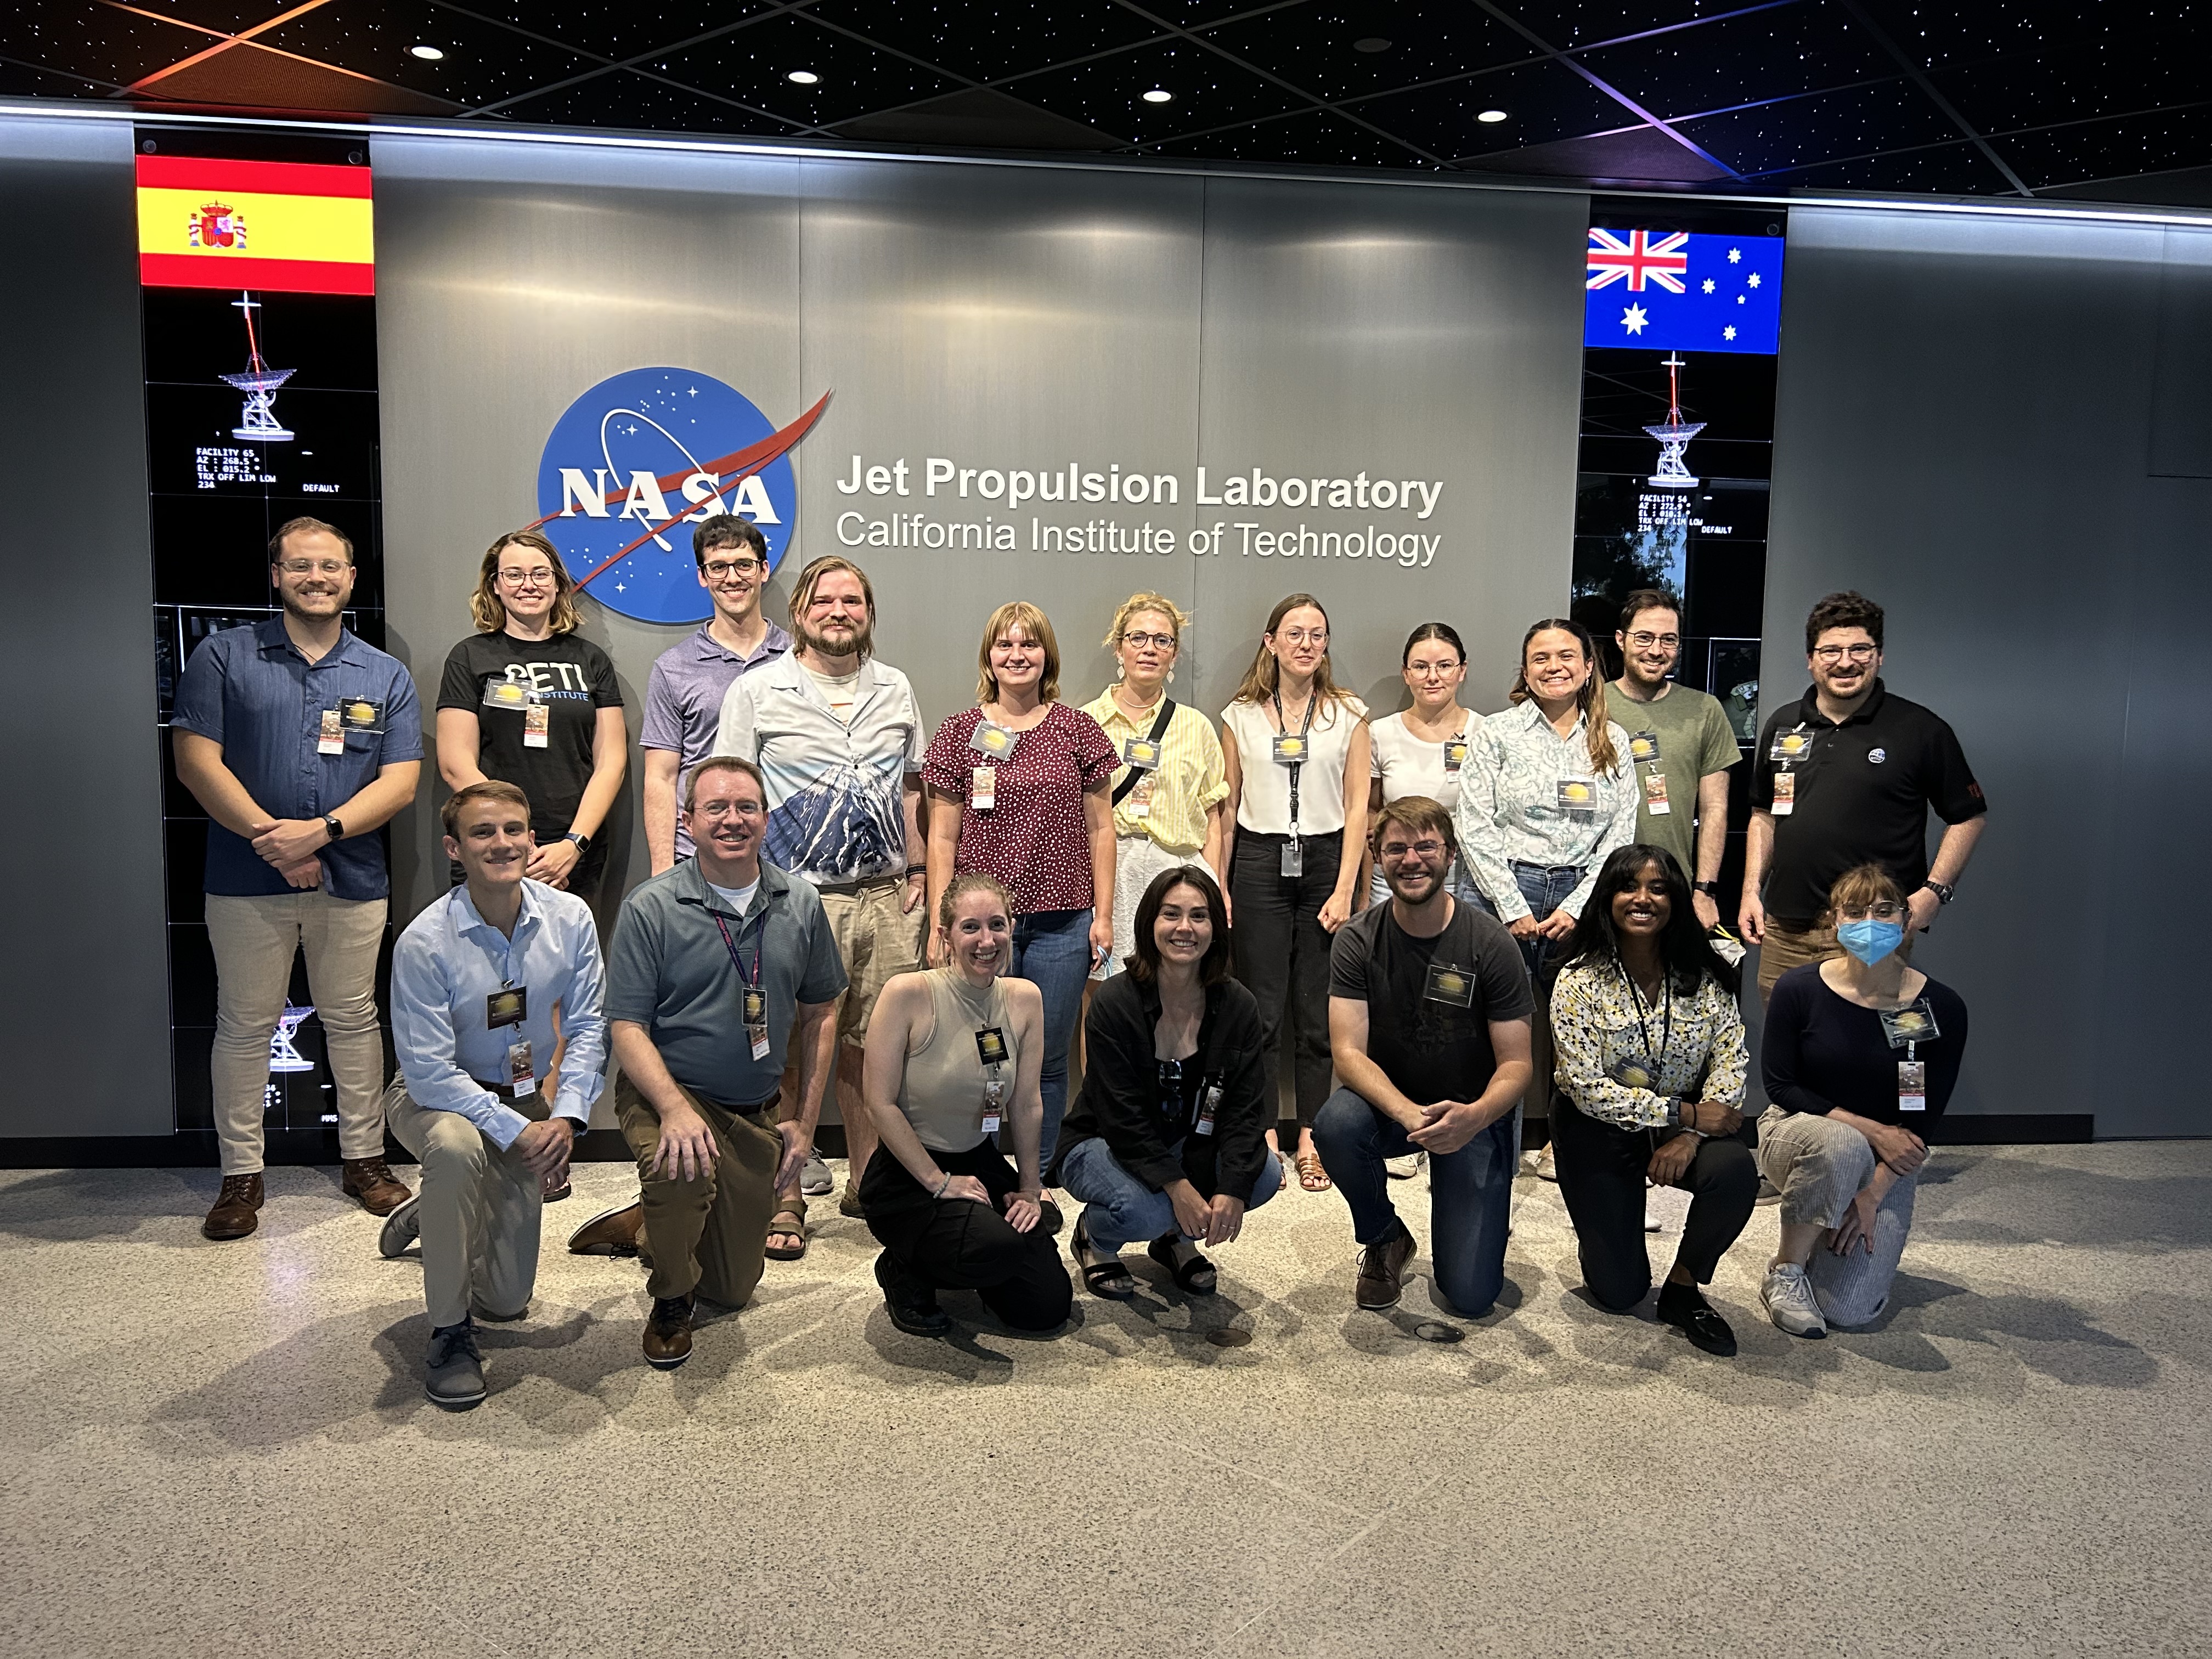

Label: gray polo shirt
[641,620,791,859]
[606,856,848,1104]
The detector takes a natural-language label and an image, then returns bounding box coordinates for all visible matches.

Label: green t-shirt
[1607,679,1741,884]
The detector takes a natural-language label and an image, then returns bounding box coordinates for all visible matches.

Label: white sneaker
[1385,1151,1424,1181]
[800,1152,834,1195]
[1761,1262,1827,1338]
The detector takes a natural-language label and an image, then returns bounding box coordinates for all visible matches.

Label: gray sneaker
[424,1319,487,1409]
[800,1152,834,1195]
[377,1193,422,1259]
[1760,1262,1827,1338]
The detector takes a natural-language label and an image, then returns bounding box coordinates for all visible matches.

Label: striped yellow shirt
[1082,688,1229,853]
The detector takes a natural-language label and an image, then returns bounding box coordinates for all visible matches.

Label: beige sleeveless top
[896,968,1018,1154]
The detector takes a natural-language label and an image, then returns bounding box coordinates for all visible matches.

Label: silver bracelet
[932,1171,952,1199]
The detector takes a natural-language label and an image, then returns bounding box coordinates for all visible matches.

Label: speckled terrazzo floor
[1,1143,2205,1658]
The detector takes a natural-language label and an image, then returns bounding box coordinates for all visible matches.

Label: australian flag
[1583,228,1784,355]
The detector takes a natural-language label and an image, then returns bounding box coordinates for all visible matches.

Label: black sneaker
[1657,1282,1737,1357]
[874,1252,951,1337]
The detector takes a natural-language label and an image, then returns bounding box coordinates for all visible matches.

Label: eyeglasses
[277,558,348,577]
[690,799,764,821]
[1813,643,1878,663]
[1121,631,1177,651]
[1379,839,1447,862]
[498,568,556,589]
[1274,629,1327,646]
[702,557,765,580]
[1838,902,1903,921]
[1626,631,1680,650]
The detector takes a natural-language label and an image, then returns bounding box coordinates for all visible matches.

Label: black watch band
[1692,880,1722,897]
[565,831,590,849]
[1921,879,1955,905]
[322,813,344,842]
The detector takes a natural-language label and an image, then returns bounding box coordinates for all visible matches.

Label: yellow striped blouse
[1081,687,1230,853]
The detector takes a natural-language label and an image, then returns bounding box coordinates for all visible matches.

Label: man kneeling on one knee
[1315,798,1533,1316]
[382,782,607,1409]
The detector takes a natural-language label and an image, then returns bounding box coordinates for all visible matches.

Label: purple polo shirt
[641,619,789,857]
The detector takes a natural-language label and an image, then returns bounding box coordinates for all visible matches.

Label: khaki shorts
[819,874,925,1047]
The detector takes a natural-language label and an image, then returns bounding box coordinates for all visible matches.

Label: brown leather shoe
[643,1293,694,1369]
[1355,1231,1417,1311]
[568,1200,645,1256]
[341,1158,411,1216]
[202,1173,264,1240]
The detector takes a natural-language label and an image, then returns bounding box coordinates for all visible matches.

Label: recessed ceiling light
[1353,37,1392,53]
[1143,88,1173,103]
[409,44,444,61]
[1477,109,1509,123]
[787,69,820,84]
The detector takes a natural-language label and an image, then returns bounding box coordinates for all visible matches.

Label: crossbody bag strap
[1110,697,1177,806]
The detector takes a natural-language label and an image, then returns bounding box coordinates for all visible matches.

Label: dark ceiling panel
[259,1,610,112]
[434,2,786,61]
[1008,38,1315,144]
[123,1,285,31]
[1753,142,2017,193]
[1502,0,1786,49]
[647,11,966,127]
[1926,41,2212,138]
[1576,0,1894,121]
[0,53,123,97]
[1846,1,2119,70]
[1680,77,1957,175]
[1140,104,1434,165]
[804,0,1165,86]
[1992,104,2212,192]
[9,1,219,87]
[1197,3,1534,101]
[490,65,803,135]
[1356,58,1624,160]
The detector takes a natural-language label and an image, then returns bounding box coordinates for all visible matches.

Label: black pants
[1549,1096,1758,1311]
[1231,829,1341,1131]
[859,1143,1073,1331]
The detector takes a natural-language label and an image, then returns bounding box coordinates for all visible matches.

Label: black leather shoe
[874,1252,951,1337]
[1355,1231,1417,1311]
[1657,1283,1738,1357]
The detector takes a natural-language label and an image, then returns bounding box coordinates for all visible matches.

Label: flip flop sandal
[1149,1233,1217,1295]
[1296,1149,1332,1192]
[765,1200,809,1261]
[1071,1218,1136,1299]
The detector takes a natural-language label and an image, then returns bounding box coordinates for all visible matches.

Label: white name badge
[1771,770,1796,816]
[970,765,996,811]
[317,708,345,755]
[1641,769,1671,816]
[522,702,550,749]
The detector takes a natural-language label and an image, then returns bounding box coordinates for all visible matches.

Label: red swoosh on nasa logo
[525,390,833,590]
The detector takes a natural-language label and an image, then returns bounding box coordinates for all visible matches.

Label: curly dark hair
[1804,590,1883,654]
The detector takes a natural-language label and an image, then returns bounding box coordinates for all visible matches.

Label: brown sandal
[1296,1149,1332,1192]
[765,1198,808,1261]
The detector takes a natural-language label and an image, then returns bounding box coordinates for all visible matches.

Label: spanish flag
[136,156,374,295]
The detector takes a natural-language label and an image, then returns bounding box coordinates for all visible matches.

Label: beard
[797,616,871,659]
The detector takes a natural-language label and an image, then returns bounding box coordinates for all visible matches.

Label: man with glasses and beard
[1740,592,1989,1003]
[714,555,928,1236]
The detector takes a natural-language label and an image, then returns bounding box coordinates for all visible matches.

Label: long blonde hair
[1231,593,1356,721]
[974,601,1061,704]
[1508,617,1618,775]
[471,529,583,635]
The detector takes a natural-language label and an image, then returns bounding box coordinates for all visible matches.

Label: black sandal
[1071,1218,1136,1299]
[1149,1233,1217,1295]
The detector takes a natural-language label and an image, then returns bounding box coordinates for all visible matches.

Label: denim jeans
[1058,1136,1284,1256]
[1500,860,1585,982]
[1009,906,1093,1167]
[1312,1086,1516,1318]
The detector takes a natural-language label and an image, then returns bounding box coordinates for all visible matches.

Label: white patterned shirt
[1550,958,1747,1131]
[1454,699,1638,921]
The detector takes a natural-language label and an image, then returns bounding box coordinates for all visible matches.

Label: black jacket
[1051,973,1272,1203]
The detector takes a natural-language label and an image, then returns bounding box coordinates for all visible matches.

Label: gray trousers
[385,1082,545,1330]
[1756,1105,1918,1328]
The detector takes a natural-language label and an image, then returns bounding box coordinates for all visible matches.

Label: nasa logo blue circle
[1867,747,1887,764]
[537,367,798,625]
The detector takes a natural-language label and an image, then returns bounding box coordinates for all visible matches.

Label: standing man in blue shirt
[172,517,423,1241]
[377,781,607,1408]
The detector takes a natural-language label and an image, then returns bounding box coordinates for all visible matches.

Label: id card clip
[1280,837,1302,878]
[507,1039,537,1099]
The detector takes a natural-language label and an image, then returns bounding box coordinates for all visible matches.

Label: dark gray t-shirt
[1329,899,1533,1106]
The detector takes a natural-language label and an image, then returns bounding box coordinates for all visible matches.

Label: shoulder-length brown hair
[1508,617,1618,776]
[471,529,583,635]
[1231,592,1357,714]
[1125,864,1232,986]
[974,601,1061,704]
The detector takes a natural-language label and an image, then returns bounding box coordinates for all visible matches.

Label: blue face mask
[1836,917,1904,965]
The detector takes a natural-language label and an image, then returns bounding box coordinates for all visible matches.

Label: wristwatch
[565,831,591,849]
[321,813,344,843]
[1921,879,1956,905]
[1692,880,1722,898]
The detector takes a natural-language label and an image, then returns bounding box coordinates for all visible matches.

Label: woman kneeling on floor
[1549,845,1757,1356]
[1056,864,1281,1299]
[859,874,1074,1338]
[1756,862,1969,1339]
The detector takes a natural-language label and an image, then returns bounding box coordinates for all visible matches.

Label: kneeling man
[582,757,843,1368]
[381,782,606,1408]
[1314,798,1533,1316]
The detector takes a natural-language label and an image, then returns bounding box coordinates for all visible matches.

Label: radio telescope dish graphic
[220,292,296,443]
[1644,353,1703,489]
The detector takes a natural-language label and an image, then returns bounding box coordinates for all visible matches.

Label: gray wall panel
[1765,206,2191,1135]
[0,117,171,1136]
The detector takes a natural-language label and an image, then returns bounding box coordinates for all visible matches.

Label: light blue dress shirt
[391,878,608,1148]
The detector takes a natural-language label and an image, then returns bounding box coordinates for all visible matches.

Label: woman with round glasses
[1756,863,1970,1339]
[1366,622,1486,908]
[436,529,627,901]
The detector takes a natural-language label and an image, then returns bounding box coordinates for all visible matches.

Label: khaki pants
[1757,918,1914,1003]
[614,1072,781,1306]
[1755,1105,1918,1329]
[204,890,389,1174]
[384,1082,545,1329]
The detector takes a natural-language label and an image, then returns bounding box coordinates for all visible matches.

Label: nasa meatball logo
[535,367,829,625]
[1867,747,1887,764]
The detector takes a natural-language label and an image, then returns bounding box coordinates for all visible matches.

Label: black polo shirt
[1750,680,1985,927]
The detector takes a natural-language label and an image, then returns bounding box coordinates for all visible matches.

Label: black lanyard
[710,908,765,991]
[1618,959,1674,1079]
[1272,689,1318,836]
